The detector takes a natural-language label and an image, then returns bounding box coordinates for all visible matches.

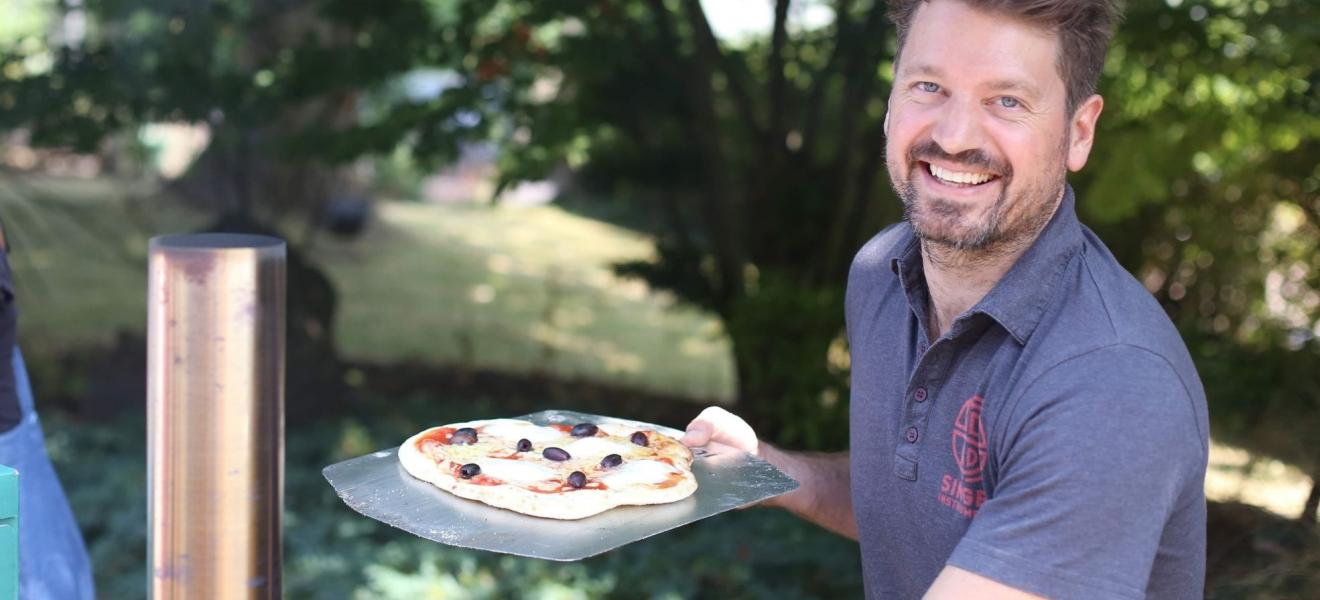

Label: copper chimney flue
[147,234,286,598]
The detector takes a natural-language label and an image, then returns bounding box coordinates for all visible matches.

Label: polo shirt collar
[888,184,1085,345]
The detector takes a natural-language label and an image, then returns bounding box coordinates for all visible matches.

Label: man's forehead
[905,0,1061,39]
[896,1,1062,94]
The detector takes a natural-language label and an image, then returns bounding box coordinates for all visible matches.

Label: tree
[0,0,480,219]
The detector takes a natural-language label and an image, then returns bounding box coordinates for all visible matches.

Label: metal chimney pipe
[147,234,285,598]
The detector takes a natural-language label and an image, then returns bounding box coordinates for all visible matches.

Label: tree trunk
[171,129,343,222]
[170,0,359,222]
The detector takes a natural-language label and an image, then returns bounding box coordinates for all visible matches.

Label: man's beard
[898,176,1010,251]
[892,138,1065,254]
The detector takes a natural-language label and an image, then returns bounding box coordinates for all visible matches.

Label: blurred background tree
[0,0,471,218]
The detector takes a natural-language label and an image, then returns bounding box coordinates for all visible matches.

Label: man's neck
[922,241,1025,339]
[921,190,1066,339]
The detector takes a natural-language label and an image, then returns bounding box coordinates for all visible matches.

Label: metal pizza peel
[321,409,800,561]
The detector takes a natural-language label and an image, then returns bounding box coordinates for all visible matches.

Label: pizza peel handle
[321,410,800,561]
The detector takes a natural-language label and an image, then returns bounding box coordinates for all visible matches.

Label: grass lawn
[316,200,733,401]
[0,173,734,401]
[0,174,209,356]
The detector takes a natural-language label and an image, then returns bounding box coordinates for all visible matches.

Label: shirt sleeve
[945,344,1207,599]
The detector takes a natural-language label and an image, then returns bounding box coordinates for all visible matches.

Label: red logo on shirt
[952,394,986,484]
[940,394,987,518]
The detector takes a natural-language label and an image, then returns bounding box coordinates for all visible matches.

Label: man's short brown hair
[887,0,1122,116]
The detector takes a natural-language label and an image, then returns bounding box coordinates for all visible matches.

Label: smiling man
[682,1,1209,598]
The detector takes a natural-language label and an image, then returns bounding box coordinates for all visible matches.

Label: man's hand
[680,406,778,508]
[680,406,761,457]
[681,406,858,539]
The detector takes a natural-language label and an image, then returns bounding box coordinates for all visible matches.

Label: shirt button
[905,427,919,443]
[918,341,929,353]
[914,387,928,402]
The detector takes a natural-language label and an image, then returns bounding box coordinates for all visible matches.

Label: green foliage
[1,0,461,153]
[725,273,849,451]
[43,414,148,600]
[1083,0,1320,224]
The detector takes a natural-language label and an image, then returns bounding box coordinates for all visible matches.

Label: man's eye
[917,82,941,94]
[997,96,1021,109]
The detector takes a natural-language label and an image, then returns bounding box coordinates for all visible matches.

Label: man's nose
[930,99,985,157]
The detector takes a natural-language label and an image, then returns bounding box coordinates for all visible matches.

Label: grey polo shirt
[845,186,1208,599]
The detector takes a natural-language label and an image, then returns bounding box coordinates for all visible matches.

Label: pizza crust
[398,418,699,520]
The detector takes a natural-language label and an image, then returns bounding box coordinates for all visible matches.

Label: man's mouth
[922,161,1001,188]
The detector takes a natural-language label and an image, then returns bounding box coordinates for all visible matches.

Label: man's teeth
[928,163,994,185]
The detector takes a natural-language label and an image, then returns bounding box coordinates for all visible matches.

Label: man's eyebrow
[984,78,1043,99]
[896,64,1045,99]
[898,63,944,79]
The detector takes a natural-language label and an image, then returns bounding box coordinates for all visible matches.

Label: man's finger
[681,421,711,447]
[682,406,734,446]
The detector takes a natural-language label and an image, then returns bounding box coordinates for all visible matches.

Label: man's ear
[1066,94,1104,172]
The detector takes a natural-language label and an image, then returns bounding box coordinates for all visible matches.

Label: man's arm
[925,566,1046,599]
[681,407,858,540]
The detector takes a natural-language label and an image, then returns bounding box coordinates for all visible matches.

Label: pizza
[398,417,698,520]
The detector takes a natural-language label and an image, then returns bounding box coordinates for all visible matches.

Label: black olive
[570,423,599,437]
[600,454,623,469]
[567,471,587,488]
[516,438,533,452]
[459,463,481,479]
[543,447,571,461]
[450,428,478,445]
[630,431,649,447]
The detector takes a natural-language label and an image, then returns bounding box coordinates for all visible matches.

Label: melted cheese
[564,437,637,460]
[600,459,680,487]
[437,443,497,463]
[478,458,557,483]
[480,420,564,443]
